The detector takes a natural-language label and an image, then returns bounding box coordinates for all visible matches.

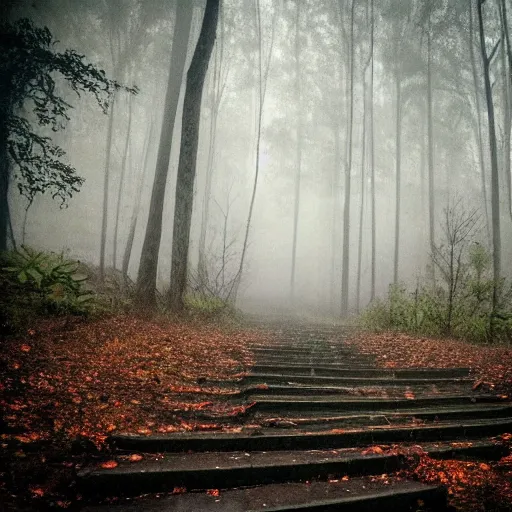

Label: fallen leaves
[362,446,384,455]
[345,332,512,397]
[100,460,118,469]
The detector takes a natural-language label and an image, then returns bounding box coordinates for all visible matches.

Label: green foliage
[183,294,241,324]
[360,244,511,344]
[0,247,98,333]
[0,18,137,205]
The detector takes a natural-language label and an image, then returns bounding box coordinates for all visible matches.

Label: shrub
[0,246,97,333]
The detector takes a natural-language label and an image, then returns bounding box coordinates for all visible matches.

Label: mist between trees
[2,0,512,338]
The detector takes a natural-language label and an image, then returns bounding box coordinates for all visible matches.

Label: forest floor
[0,314,264,510]
[1,318,512,511]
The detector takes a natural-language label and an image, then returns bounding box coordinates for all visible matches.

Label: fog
[4,0,512,317]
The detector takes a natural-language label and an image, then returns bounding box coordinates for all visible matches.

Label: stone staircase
[79,323,511,511]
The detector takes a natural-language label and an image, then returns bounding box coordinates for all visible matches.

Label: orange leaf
[100,460,118,469]
[30,487,45,497]
[207,489,220,497]
[172,486,187,494]
[479,463,490,471]
[129,454,143,462]
[20,344,31,352]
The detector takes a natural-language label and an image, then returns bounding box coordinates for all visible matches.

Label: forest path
[79,320,511,511]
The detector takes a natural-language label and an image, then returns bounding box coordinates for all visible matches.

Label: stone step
[80,479,448,511]
[108,417,512,452]
[241,373,471,387]
[250,365,471,378]
[250,394,501,413]
[254,404,512,427]
[253,357,374,366]
[78,450,404,498]
[80,440,500,500]
[242,376,472,388]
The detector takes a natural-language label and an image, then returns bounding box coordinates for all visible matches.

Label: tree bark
[99,98,115,280]
[168,0,219,312]
[499,0,511,218]
[229,0,276,302]
[198,6,227,273]
[356,74,367,312]
[469,2,491,246]
[393,70,402,285]
[113,90,133,269]
[122,119,154,280]
[477,0,502,323]
[427,20,435,259]
[136,0,193,308]
[0,119,9,251]
[290,0,302,302]
[341,0,356,317]
[369,0,376,302]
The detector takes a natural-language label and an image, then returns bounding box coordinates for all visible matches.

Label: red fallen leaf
[56,501,71,508]
[106,424,116,432]
[100,460,118,469]
[255,384,269,390]
[329,429,345,434]
[207,489,220,497]
[479,463,491,471]
[30,487,45,497]
[341,475,349,481]
[196,401,213,410]
[128,454,143,462]
[472,379,484,391]
[12,362,21,370]
[362,446,384,455]
[172,486,187,494]
[20,344,31,352]
[137,428,152,435]
[404,391,415,400]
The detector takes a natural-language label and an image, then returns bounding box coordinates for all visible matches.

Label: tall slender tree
[290,0,303,302]
[369,0,376,302]
[168,0,220,311]
[229,0,276,302]
[136,0,194,308]
[477,0,502,321]
[340,0,356,317]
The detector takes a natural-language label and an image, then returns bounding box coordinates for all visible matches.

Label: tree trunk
[426,21,435,259]
[122,119,154,280]
[477,0,502,324]
[0,121,9,251]
[369,0,376,303]
[290,1,302,302]
[393,70,402,285]
[341,0,356,317]
[330,118,340,312]
[229,0,276,302]
[356,74,367,312]
[469,2,491,246]
[198,6,226,273]
[99,98,115,280]
[168,0,219,312]
[499,0,511,218]
[136,0,194,309]
[500,0,512,216]
[113,90,133,269]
